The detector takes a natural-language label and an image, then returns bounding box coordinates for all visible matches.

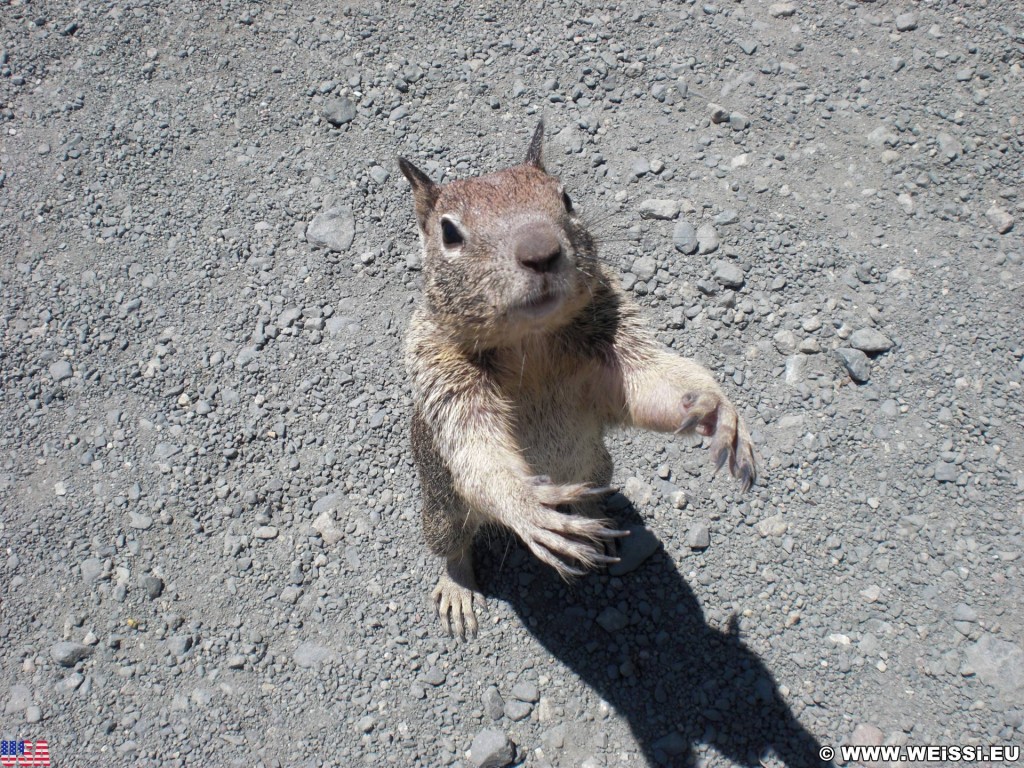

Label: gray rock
[356,715,376,733]
[50,642,92,667]
[80,557,103,584]
[129,512,153,530]
[835,348,871,383]
[503,699,532,721]
[141,575,164,599]
[469,728,515,768]
[866,126,898,147]
[632,256,657,282]
[755,514,788,538]
[685,523,711,550]
[423,666,446,686]
[608,525,661,575]
[306,207,355,252]
[934,461,958,482]
[293,642,334,668]
[630,157,651,177]
[895,12,918,31]
[768,2,796,17]
[709,103,730,124]
[850,723,884,747]
[965,636,1024,698]
[25,705,42,724]
[652,731,687,756]
[672,221,699,254]
[784,354,811,385]
[482,686,504,721]
[596,606,629,633]
[166,635,193,656]
[312,510,344,545]
[696,223,720,254]
[773,330,798,356]
[511,681,540,703]
[713,260,745,288]
[279,306,302,327]
[5,684,32,714]
[638,199,680,220]
[738,39,758,55]
[714,208,739,226]
[986,206,1014,234]
[235,346,258,367]
[541,724,566,752]
[937,132,962,162]
[322,97,356,126]
[49,360,73,382]
[849,328,894,354]
[953,603,978,623]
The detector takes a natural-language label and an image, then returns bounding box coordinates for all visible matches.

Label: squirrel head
[398,121,600,349]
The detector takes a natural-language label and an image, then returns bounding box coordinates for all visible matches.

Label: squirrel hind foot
[432,555,485,640]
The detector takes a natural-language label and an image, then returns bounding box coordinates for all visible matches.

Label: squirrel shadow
[476,495,828,768]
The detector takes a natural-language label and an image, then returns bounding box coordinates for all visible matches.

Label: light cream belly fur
[512,384,612,490]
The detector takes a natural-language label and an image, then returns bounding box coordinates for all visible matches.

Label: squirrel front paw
[511,479,627,579]
[675,391,758,491]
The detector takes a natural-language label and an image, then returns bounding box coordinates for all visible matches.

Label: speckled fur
[400,123,757,638]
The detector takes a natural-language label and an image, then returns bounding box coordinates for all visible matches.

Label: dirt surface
[1,1,1022,766]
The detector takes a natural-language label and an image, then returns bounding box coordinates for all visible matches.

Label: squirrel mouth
[512,289,564,320]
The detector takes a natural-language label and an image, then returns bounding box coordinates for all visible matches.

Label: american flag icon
[0,740,50,767]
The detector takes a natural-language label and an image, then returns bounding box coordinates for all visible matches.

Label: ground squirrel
[399,121,757,639]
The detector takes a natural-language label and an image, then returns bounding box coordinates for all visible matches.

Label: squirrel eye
[440,217,464,247]
[561,191,575,213]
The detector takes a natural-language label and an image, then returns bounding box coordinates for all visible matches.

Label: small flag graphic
[0,740,50,767]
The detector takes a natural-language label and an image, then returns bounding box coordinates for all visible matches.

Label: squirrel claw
[580,485,618,499]
[516,509,628,579]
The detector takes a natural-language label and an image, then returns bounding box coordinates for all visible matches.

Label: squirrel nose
[514,228,563,274]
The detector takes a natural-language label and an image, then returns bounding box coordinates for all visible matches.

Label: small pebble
[848,328,894,354]
[306,207,355,253]
[49,360,73,382]
[483,686,504,721]
[608,525,661,575]
[322,97,356,126]
[510,681,539,703]
[685,523,711,550]
[895,12,918,32]
[672,220,699,254]
[469,728,514,768]
[50,642,92,667]
[503,699,532,721]
[986,206,1014,234]
[835,348,871,383]
[639,199,680,220]
[423,666,446,686]
[696,224,720,254]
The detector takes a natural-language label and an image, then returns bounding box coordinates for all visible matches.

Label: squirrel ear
[398,157,440,229]
[525,119,545,170]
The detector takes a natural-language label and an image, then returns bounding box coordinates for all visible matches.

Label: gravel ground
[2,1,1022,766]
